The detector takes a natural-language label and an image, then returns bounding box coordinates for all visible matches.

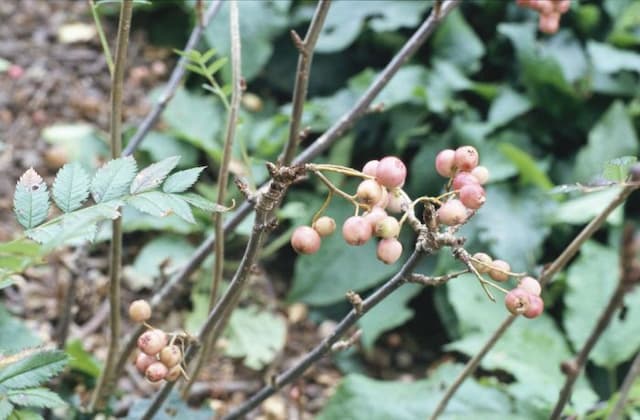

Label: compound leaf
[0,350,67,390]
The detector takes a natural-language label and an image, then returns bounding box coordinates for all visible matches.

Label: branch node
[290,29,306,53]
[331,329,362,353]
[346,290,363,315]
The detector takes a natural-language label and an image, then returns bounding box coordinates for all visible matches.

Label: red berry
[356,179,383,206]
[129,299,152,323]
[472,252,493,274]
[291,226,321,255]
[137,329,168,356]
[452,172,479,191]
[362,160,379,177]
[524,294,544,318]
[364,207,388,229]
[375,216,400,239]
[159,345,182,368]
[342,216,372,246]
[505,288,530,315]
[135,352,157,374]
[459,184,486,210]
[375,156,407,189]
[489,260,511,282]
[165,365,182,382]
[518,276,541,296]
[145,362,168,382]
[386,188,409,214]
[435,149,456,177]
[437,199,467,226]
[376,238,403,264]
[312,216,336,237]
[454,146,479,172]
[470,166,489,185]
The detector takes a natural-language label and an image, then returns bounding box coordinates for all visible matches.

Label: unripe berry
[472,252,493,274]
[435,149,456,177]
[342,216,372,246]
[129,299,152,323]
[470,166,489,185]
[375,216,401,239]
[454,146,479,172]
[518,276,541,296]
[459,184,486,210]
[437,199,467,226]
[138,329,168,356]
[135,352,157,374]
[291,226,321,255]
[362,160,379,177]
[312,216,336,237]
[364,207,388,229]
[165,365,182,382]
[145,361,168,382]
[452,172,479,191]
[356,179,383,206]
[504,288,530,315]
[375,156,407,189]
[377,238,403,264]
[523,294,544,319]
[489,260,511,282]
[159,345,182,368]
[386,188,409,214]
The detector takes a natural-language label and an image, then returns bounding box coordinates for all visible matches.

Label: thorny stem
[184,0,242,395]
[89,0,133,412]
[281,0,332,165]
[88,0,114,76]
[113,0,461,392]
[122,0,223,156]
[430,184,639,419]
[609,351,640,420]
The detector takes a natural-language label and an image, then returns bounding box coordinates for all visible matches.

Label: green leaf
[224,306,286,370]
[587,41,640,74]
[13,169,50,230]
[0,240,42,282]
[487,88,532,128]
[64,340,101,378]
[574,101,638,182]
[206,57,228,76]
[553,187,624,226]
[91,156,138,203]
[432,9,485,74]
[52,162,90,213]
[563,241,640,369]
[602,156,638,182]
[162,167,206,193]
[0,306,40,354]
[0,350,67,389]
[127,391,214,420]
[178,193,230,213]
[8,388,66,409]
[0,398,14,420]
[126,192,195,223]
[7,409,43,420]
[130,156,180,194]
[497,143,553,190]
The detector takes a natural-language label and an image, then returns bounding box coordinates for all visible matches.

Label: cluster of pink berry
[471,252,544,319]
[129,300,185,383]
[516,0,570,34]
[291,156,408,264]
[435,146,488,226]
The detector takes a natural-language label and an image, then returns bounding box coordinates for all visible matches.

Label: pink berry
[364,207,388,229]
[137,329,168,356]
[454,146,479,172]
[135,352,157,374]
[342,216,372,246]
[375,156,407,189]
[556,0,570,13]
[376,238,403,264]
[291,226,321,255]
[129,299,152,323]
[375,216,400,239]
[472,252,492,274]
[435,149,456,177]
[504,288,530,315]
[362,160,379,177]
[159,345,182,368]
[523,295,544,318]
[386,188,409,213]
[165,365,182,382]
[451,172,479,191]
[356,179,383,206]
[489,260,511,282]
[470,166,489,184]
[459,184,486,210]
[518,276,541,296]
[312,216,336,237]
[436,199,467,226]
[145,362,168,382]
[539,12,560,34]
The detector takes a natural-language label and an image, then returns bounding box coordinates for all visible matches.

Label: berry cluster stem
[312,170,364,214]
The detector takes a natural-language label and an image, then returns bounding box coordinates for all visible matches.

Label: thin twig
[122,0,223,156]
[88,0,114,76]
[89,0,134,412]
[430,184,639,418]
[280,0,332,165]
[609,351,640,420]
[408,269,469,286]
[184,0,242,395]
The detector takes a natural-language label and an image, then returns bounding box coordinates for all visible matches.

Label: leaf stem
[88,0,114,76]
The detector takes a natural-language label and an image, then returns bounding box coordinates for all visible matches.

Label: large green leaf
[0,350,67,390]
[0,306,40,354]
[487,88,532,129]
[432,9,485,74]
[553,187,624,226]
[563,241,640,369]
[587,41,640,74]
